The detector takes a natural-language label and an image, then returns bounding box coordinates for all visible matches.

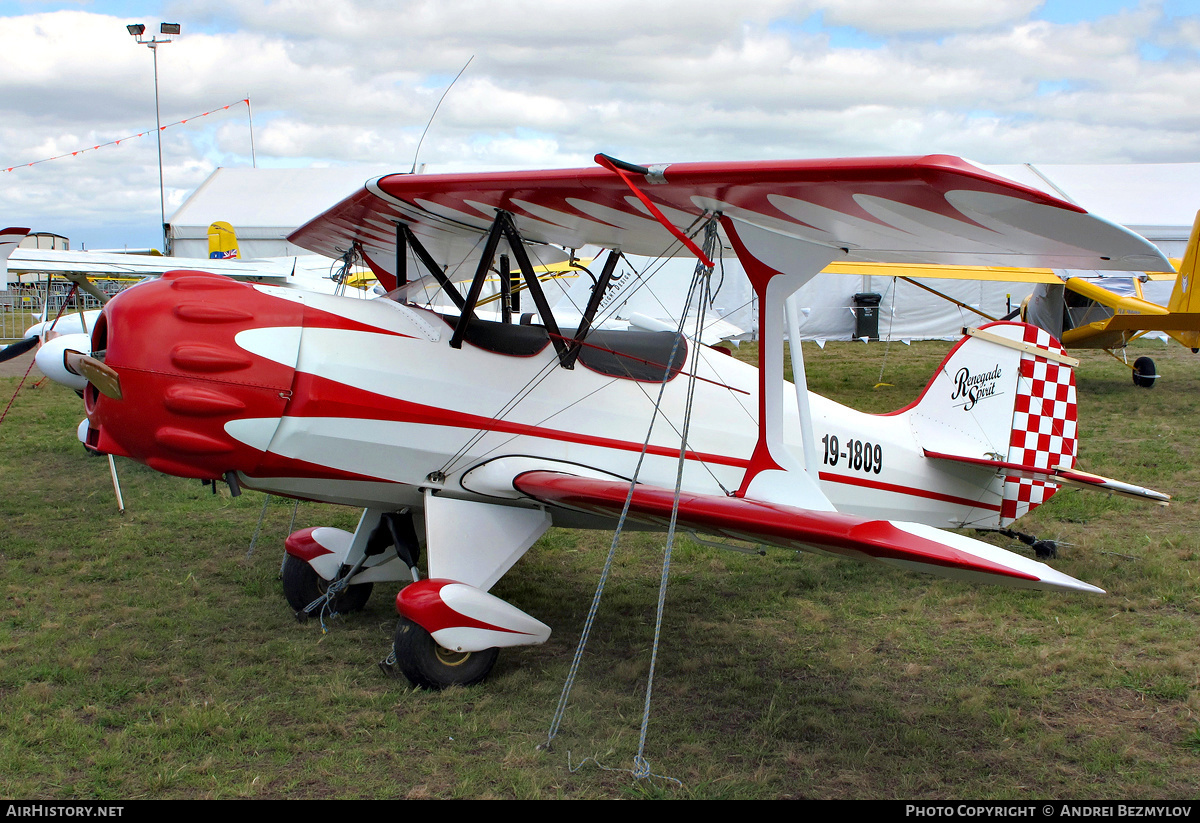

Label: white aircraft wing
[4,247,358,304]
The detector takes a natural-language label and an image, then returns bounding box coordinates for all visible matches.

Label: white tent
[167,166,395,259]
[986,163,1198,256]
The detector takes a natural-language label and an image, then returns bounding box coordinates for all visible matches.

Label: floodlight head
[127,24,145,37]
[160,23,181,35]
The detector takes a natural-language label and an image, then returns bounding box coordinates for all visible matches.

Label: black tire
[1132,356,1157,388]
[281,553,373,614]
[392,616,498,690]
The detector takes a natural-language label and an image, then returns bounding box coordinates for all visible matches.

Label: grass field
[0,338,1197,799]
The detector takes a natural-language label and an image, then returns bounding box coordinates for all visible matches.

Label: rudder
[906,322,1078,526]
[1000,324,1078,523]
[208,221,240,260]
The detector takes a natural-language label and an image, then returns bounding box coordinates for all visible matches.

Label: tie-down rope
[544,217,721,789]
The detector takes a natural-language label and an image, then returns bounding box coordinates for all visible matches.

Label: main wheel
[281,553,373,614]
[1132,356,1157,388]
[392,616,498,690]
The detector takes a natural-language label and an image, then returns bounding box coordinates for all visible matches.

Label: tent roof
[985,163,1199,241]
[168,166,395,240]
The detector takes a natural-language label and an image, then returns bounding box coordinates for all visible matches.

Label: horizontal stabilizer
[513,470,1103,594]
[924,449,1170,505]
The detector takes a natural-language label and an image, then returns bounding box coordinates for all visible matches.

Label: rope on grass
[566,752,682,789]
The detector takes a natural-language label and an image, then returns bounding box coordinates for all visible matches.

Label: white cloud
[0,1,1196,249]
[819,0,1046,33]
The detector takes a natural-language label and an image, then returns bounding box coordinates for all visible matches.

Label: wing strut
[499,254,513,322]
[899,276,999,322]
[449,210,511,347]
[445,210,574,366]
[394,222,406,288]
[394,223,467,310]
[561,249,621,370]
[498,211,571,363]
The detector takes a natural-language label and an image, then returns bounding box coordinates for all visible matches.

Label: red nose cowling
[85,271,302,480]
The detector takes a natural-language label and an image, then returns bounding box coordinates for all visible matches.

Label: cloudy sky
[0,0,1197,251]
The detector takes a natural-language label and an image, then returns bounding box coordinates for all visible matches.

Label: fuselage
[85,272,1009,532]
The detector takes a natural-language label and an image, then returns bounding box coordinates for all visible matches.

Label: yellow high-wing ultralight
[823,210,1200,388]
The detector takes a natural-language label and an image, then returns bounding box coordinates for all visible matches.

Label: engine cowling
[84,270,303,480]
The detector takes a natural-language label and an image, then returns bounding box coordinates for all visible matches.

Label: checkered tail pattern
[1000,325,1078,524]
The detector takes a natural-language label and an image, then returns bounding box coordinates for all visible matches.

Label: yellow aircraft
[824,211,1200,388]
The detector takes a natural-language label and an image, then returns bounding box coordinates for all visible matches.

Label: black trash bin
[852,292,882,340]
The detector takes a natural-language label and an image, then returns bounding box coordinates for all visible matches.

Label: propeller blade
[64,351,123,400]
[0,336,37,363]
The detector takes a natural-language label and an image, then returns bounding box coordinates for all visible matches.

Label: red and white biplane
[69,154,1171,688]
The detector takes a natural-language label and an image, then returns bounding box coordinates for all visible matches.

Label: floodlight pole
[128,23,179,253]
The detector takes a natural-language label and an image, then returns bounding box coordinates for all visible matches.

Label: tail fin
[906,322,1078,526]
[1166,210,1200,349]
[0,227,29,290]
[207,221,240,260]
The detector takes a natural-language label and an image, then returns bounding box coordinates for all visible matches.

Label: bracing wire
[631,220,718,781]
[544,216,722,788]
[435,225,708,478]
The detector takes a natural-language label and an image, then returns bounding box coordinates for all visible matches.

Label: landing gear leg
[283,508,418,623]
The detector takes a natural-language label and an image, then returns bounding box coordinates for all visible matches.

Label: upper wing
[512,470,1102,594]
[821,260,1064,284]
[288,155,1172,291]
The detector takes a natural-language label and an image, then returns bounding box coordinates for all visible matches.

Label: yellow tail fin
[207,221,240,260]
[1167,211,1200,313]
[1166,210,1200,349]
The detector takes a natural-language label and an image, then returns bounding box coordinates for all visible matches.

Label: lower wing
[512,470,1103,594]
